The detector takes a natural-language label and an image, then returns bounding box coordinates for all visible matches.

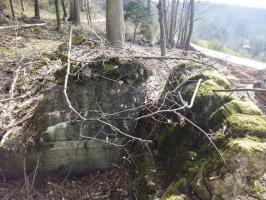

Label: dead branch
[187,78,202,108]
[136,79,203,120]
[31,154,40,190]
[64,26,86,121]
[213,88,266,92]
[0,23,46,30]
[9,66,22,98]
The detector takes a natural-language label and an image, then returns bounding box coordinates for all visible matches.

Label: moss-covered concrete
[154,62,266,200]
[53,56,151,87]
[226,114,266,138]
[201,71,230,89]
[90,57,151,85]
[162,194,184,200]
[161,135,266,199]
[184,78,232,127]
[227,137,266,154]
[208,99,263,130]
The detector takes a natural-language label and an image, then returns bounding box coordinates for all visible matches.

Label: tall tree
[0,1,4,18]
[73,0,80,25]
[163,0,168,42]
[9,0,15,19]
[34,0,40,19]
[85,0,92,26]
[69,0,74,21]
[20,0,25,12]
[168,0,179,48]
[61,0,68,20]
[106,0,125,47]
[55,0,61,31]
[157,0,167,56]
[180,1,190,48]
[80,0,85,11]
[185,0,194,50]
[176,0,187,48]
[147,0,151,11]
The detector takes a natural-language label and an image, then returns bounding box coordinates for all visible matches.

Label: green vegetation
[208,99,262,129]
[227,114,266,138]
[124,0,154,40]
[227,137,266,153]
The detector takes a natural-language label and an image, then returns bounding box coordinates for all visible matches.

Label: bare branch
[213,88,266,93]
[0,23,46,30]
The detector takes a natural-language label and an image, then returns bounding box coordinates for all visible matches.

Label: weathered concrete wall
[0,57,150,177]
[1,140,121,177]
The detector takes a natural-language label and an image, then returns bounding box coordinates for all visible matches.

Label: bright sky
[200,0,266,8]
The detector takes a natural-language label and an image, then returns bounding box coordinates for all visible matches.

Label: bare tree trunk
[181,1,190,48]
[185,0,194,50]
[169,0,179,48]
[147,0,151,11]
[85,0,92,26]
[34,0,40,19]
[176,0,187,48]
[0,3,2,14]
[145,0,153,41]
[157,0,167,56]
[9,0,15,19]
[61,0,68,20]
[106,0,125,48]
[55,0,61,31]
[73,0,80,25]
[68,0,74,21]
[0,1,2,12]
[163,0,168,43]
[80,0,85,11]
[20,0,25,12]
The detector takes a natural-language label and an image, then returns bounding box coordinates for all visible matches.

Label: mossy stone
[227,137,266,153]
[208,99,262,129]
[201,70,230,89]
[184,79,232,126]
[89,57,151,85]
[226,114,266,138]
[161,178,187,200]
[162,194,184,200]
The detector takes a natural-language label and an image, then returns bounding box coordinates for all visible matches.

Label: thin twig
[175,112,230,170]
[31,154,40,190]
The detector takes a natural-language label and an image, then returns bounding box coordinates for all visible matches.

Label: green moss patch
[72,34,99,47]
[161,178,187,200]
[208,99,262,129]
[90,57,151,85]
[53,57,150,86]
[162,194,184,200]
[227,137,266,153]
[200,70,230,89]
[185,79,232,126]
[226,114,266,138]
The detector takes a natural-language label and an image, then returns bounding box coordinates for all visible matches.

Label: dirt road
[192,44,266,70]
